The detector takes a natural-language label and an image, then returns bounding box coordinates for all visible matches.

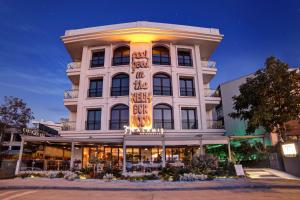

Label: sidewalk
[0,178,300,191]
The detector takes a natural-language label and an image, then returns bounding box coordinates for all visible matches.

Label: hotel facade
[15,22,229,174]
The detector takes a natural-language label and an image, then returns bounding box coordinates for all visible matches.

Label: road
[1,188,300,200]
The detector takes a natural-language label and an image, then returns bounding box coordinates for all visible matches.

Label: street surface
[1,188,300,200]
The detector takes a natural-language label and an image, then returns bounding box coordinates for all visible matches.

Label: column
[227,139,232,162]
[122,138,126,174]
[199,135,204,155]
[70,141,75,170]
[15,137,25,175]
[162,136,166,168]
[194,45,207,130]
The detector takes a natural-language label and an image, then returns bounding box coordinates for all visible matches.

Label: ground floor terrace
[15,135,230,175]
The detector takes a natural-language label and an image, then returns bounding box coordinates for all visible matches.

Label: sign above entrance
[124,126,163,135]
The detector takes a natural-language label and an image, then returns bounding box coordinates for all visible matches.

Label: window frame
[153,73,172,96]
[90,50,105,68]
[110,104,129,130]
[153,104,174,129]
[111,73,129,96]
[86,109,102,130]
[181,107,198,129]
[152,46,171,65]
[88,78,103,98]
[179,77,196,97]
[177,49,193,67]
[112,46,130,66]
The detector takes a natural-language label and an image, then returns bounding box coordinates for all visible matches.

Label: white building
[16,21,229,174]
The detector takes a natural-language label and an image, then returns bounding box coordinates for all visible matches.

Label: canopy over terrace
[15,134,229,175]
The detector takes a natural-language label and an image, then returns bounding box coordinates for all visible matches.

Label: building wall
[219,75,265,136]
[63,42,222,137]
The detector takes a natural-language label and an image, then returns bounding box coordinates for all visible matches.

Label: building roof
[61,21,223,61]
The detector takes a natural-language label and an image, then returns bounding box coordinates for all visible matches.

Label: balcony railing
[67,62,81,71]
[153,120,174,129]
[207,120,224,129]
[182,120,198,129]
[109,120,129,130]
[86,121,101,130]
[180,87,195,96]
[204,88,220,97]
[111,87,129,96]
[61,121,76,131]
[88,89,103,97]
[201,61,216,68]
[64,90,78,99]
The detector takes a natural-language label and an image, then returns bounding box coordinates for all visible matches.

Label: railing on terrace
[109,120,129,130]
[64,89,79,99]
[66,62,81,71]
[61,121,76,131]
[201,61,216,68]
[204,88,220,97]
[207,120,224,129]
[181,120,198,129]
[153,120,174,130]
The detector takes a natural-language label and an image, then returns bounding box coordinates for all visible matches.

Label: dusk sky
[0,0,299,122]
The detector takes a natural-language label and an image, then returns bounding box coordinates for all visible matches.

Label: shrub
[55,171,65,178]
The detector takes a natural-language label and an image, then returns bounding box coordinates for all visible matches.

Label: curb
[0,184,300,191]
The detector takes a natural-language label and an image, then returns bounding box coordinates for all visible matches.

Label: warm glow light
[282,143,297,157]
[126,34,156,43]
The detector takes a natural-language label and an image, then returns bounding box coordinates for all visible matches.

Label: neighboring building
[0,120,59,153]
[217,71,300,145]
[216,74,264,136]
[15,21,229,174]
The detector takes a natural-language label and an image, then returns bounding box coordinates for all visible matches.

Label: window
[1,133,11,142]
[178,49,193,66]
[90,50,105,68]
[110,104,129,130]
[13,133,22,142]
[153,73,172,96]
[152,46,170,65]
[153,104,173,129]
[86,109,101,130]
[180,77,195,96]
[112,46,130,66]
[181,108,198,129]
[111,74,129,96]
[88,79,103,97]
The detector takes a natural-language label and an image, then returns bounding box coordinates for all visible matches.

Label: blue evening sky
[0,0,299,122]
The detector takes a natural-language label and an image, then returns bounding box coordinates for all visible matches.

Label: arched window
[153,104,173,129]
[110,104,129,130]
[112,46,130,66]
[111,73,129,96]
[153,73,172,96]
[152,46,170,65]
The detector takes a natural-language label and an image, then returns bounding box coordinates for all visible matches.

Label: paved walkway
[0,178,299,191]
[245,168,300,180]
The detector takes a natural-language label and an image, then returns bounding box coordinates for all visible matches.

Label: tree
[230,57,300,142]
[0,96,34,133]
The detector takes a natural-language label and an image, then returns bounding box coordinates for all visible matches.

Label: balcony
[207,120,224,129]
[64,89,78,112]
[66,62,81,85]
[181,120,198,129]
[86,121,101,130]
[61,121,76,131]
[153,120,174,130]
[109,120,129,130]
[201,61,217,84]
[204,88,221,110]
